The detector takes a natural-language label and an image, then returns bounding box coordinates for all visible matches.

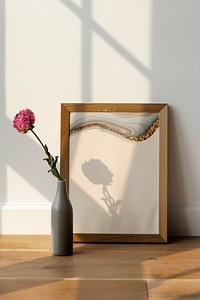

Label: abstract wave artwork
[70,112,159,141]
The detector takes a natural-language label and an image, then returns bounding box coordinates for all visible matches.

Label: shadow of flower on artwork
[82,159,122,217]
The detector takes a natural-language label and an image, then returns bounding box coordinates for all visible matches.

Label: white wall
[0,0,200,235]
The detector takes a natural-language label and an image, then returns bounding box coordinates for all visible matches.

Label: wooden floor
[0,236,200,299]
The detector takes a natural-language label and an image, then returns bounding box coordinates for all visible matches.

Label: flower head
[13,108,35,133]
[13,108,62,180]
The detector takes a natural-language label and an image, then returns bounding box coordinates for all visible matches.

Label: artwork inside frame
[60,103,168,243]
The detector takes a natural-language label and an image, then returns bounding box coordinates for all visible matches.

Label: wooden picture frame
[61,103,168,243]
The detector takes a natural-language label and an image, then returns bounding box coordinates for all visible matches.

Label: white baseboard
[0,203,51,234]
[0,203,200,235]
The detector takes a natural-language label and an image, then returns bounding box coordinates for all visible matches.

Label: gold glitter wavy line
[70,119,159,141]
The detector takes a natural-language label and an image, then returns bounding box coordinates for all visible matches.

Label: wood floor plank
[0,236,200,299]
[147,279,200,300]
[0,279,147,300]
[0,243,200,279]
[0,236,199,251]
[0,235,51,250]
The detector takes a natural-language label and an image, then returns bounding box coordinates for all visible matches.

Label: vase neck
[57,179,66,187]
[55,179,68,197]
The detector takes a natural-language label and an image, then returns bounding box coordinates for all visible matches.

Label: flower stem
[30,129,62,180]
[30,129,47,153]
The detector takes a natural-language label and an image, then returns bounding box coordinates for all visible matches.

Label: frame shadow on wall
[61,103,168,243]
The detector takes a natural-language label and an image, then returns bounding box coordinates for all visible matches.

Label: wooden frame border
[61,103,168,243]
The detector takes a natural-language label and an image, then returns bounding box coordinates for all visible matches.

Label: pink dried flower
[13,108,62,180]
[13,108,35,133]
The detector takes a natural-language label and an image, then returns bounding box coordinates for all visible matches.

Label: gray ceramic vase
[51,179,73,256]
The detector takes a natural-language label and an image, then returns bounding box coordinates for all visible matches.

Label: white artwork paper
[69,112,159,234]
